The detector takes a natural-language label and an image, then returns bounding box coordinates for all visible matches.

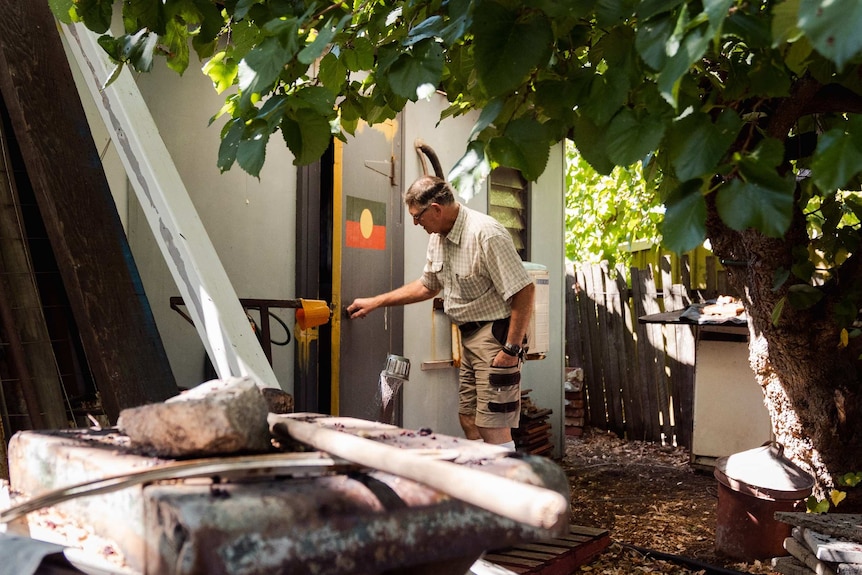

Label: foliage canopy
[52,0,862,323]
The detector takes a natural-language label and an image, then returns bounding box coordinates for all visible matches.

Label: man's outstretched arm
[346,279,439,319]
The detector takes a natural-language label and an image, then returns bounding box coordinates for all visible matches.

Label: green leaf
[388,40,444,100]
[218,119,244,172]
[535,78,584,124]
[571,114,615,175]
[164,19,191,75]
[203,52,239,94]
[238,35,296,106]
[237,119,270,178]
[48,0,75,24]
[716,177,795,237]
[342,37,375,72]
[473,2,553,96]
[636,0,684,21]
[292,86,337,117]
[595,0,637,26]
[298,14,351,65]
[440,0,473,45]
[787,284,824,310]
[101,30,158,72]
[234,0,261,20]
[747,55,791,98]
[657,18,710,106]
[812,117,862,192]
[806,495,831,514]
[580,68,631,126]
[530,0,597,20]
[487,117,550,181]
[660,179,707,253]
[470,99,504,141]
[192,0,225,45]
[75,0,114,33]
[668,109,741,182]
[636,13,674,70]
[799,0,862,70]
[281,108,333,166]
[606,108,667,167]
[772,0,803,46]
[772,267,791,291]
[405,16,443,46]
[839,471,862,487]
[449,140,492,202]
[124,0,166,34]
[703,0,734,29]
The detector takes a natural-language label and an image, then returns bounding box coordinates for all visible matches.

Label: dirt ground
[561,427,778,574]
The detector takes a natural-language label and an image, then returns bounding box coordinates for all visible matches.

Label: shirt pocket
[456,272,492,300]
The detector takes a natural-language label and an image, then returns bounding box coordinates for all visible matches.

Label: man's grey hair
[403,175,455,208]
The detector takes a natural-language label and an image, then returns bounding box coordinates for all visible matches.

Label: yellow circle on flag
[360,208,374,239]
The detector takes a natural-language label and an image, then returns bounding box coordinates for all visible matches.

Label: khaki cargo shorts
[458,319,521,429]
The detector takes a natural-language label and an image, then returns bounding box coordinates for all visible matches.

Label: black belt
[458,320,490,335]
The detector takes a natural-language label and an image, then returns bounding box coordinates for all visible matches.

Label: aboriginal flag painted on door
[345,195,386,250]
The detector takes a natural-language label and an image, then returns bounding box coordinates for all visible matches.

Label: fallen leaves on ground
[562,428,777,574]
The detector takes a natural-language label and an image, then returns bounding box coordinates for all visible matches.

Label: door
[333,120,404,421]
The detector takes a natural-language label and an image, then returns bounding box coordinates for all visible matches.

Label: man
[346,175,534,449]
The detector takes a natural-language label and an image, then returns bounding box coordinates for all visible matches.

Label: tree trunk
[710,221,862,506]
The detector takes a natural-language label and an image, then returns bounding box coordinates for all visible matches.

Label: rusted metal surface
[8,416,570,574]
[713,442,813,560]
[145,474,543,574]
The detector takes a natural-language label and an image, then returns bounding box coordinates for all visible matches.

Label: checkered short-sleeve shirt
[420,204,531,324]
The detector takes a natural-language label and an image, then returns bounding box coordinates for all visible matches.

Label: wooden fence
[565,256,730,450]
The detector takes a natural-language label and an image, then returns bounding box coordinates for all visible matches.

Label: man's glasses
[412,204,431,223]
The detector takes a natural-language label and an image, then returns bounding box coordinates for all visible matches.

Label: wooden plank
[564,267,581,369]
[0,119,67,429]
[499,550,558,561]
[0,417,6,481]
[631,267,661,442]
[0,1,178,420]
[597,263,624,437]
[776,513,862,544]
[578,267,606,428]
[801,526,862,563]
[616,263,643,440]
[673,255,696,449]
[569,525,610,537]
[659,257,677,443]
[484,555,543,568]
[513,543,575,554]
[487,525,611,575]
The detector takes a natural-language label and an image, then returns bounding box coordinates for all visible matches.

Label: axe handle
[269,415,568,531]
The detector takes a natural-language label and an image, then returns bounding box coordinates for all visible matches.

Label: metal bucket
[378,355,410,424]
[383,354,410,381]
[713,442,813,560]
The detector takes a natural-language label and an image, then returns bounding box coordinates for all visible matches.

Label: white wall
[523,145,566,455]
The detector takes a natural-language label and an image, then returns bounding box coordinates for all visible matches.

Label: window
[489,167,529,260]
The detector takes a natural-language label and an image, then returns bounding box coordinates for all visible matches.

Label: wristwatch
[501,342,523,357]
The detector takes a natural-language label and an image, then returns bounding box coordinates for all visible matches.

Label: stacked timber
[514,390,554,456]
[772,513,862,575]
[565,368,586,438]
